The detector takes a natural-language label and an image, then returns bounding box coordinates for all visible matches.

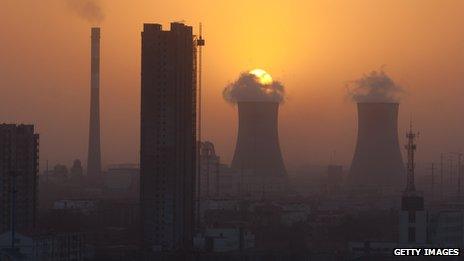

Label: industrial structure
[87,27,102,179]
[199,141,220,198]
[399,124,426,245]
[438,152,462,200]
[348,102,405,190]
[140,22,198,251]
[231,101,287,197]
[0,124,39,236]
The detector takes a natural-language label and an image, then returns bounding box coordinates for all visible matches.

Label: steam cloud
[223,71,285,104]
[347,70,403,103]
[66,0,105,24]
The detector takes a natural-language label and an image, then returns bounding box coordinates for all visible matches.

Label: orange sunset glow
[1,0,464,172]
[249,69,273,85]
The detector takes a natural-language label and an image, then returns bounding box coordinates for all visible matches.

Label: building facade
[429,210,464,246]
[0,124,39,234]
[140,23,197,251]
[0,231,91,261]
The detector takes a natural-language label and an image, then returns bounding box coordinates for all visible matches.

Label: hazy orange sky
[1,0,464,172]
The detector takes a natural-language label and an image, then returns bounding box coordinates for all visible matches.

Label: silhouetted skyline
[1,1,464,172]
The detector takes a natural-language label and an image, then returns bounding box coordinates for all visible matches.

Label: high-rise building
[0,124,39,234]
[140,22,197,251]
[87,27,101,179]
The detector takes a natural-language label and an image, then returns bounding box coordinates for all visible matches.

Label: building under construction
[140,22,198,251]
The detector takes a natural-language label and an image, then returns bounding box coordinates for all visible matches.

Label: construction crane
[195,23,205,231]
[197,22,205,149]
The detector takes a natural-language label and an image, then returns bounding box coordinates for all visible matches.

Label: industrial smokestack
[87,27,101,179]
[231,101,286,177]
[348,102,405,189]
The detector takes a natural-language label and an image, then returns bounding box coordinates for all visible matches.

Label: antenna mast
[405,121,418,192]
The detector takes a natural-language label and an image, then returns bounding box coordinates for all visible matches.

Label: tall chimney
[231,101,286,177]
[87,27,101,179]
[348,102,405,189]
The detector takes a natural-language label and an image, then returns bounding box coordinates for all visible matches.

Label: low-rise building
[53,199,98,215]
[429,210,464,247]
[0,231,92,261]
[195,227,255,252]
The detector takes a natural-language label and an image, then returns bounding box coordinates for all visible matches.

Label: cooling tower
[231,101,286,177]
[348,102,405,189]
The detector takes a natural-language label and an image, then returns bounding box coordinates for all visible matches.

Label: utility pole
[458,154,462,200]
[216,160,220,197]
[431,163,435,201]
[441,153,444,200]
[206,151,210,198]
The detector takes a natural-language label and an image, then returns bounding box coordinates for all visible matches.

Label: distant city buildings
[140,22,197,251]
[429,209,464,246]
[51,163,69,183]
[104,164,139,199]
[194,228,255,252]
[43,162,74,185]
[199,141,220,198]
[70,159,83,178]
[53,199,98,214]
[0,230,90,260]
[3,18,463,261]
[0,124,39,234]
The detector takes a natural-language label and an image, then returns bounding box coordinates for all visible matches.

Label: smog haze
[1,0,464,170]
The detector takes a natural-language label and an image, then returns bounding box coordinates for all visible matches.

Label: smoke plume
[66,0,105,24]
[347,70,403,103]
[223,71,285,104]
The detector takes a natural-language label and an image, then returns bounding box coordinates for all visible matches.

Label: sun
[249,69,273,85]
